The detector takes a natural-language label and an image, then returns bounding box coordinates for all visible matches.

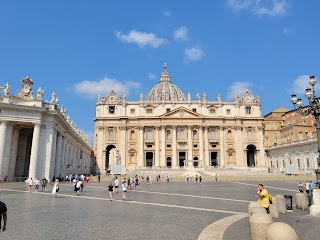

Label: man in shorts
[114,176,119,194]
[0,201,7,232]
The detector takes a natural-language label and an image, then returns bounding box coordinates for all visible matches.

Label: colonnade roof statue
[0,76,91,147]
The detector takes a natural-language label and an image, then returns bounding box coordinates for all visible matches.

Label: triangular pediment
[160,107,204,118]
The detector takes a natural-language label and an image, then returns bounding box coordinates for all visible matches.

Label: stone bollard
[248,202,262,218]
[249,206,267,221]
[295,192,308,210]
[274,194,286,214]
[266,222,298,240]
[250,213,273,240]
[269,198,279,219]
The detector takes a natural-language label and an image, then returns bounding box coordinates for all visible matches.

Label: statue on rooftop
[36,87,44,100]
[3,82,10,96]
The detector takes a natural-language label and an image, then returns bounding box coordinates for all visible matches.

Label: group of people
[298,180,315,193]
[66,173,90,184]
[28,177,48,193]
[108,176,132,201]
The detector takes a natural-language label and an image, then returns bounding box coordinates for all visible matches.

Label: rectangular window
[226,109,231,115]
[179,129,185,140]
[192,108,197,113]
[193,144,198,148]
[211,145,216,147]
[146,130,152,140]
[210,108,216,114]
[147,144,152,148]
[246,107,251,114]
[109,106,115,114]
[166,108,170,113]
[130,109,135,115]
[210,130,216,140]
[146,109,153,114]
[167,144,171,148]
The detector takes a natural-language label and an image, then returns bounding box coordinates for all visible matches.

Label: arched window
[179,128,185,140]
[247,130,253,141]
[109,130,114,140]
[227,130,232,140]
[210,130,216,140]
[193,130,198,140]
[146,129,153,140]
[166,130,171,140]
[130,130,135,141]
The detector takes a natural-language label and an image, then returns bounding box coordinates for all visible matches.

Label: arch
[166,157,172,168]
[227,130,232,140]
[106,145,116,171]
[246,144,256,167]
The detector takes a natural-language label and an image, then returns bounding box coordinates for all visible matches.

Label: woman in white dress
[52,179,60,198]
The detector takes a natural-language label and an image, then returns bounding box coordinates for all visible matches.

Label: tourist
[76,179,82,196]
[34,178,40,192]
[166,175,169,183]
[52,179,60,198]
[73,178,77,192]
[214,174,218,183]
[169,175,173,182]
[69,174,73,182]
[0,201,7,232]
[127,177,132,190]
[257,184,270,213]
[190,174,193,182]
[41,177,48,192]
[108,182,114,201]
[310,180,315,192]
[80,179,84,192]
[305,180,310,194]
[114,176,119,194]
[186,174,189,182]
[65,175,69,182]
[298,182,304,193]
[122,178,127,201]
[146,176,149,185]
[136,176,140,189]
[199,175,202,184]
[86,176,90,184]
[195,175,198,183]
[29,178,34,192]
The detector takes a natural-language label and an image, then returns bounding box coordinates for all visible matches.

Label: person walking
[305,180,310,194]
[41,177,48,192]
[34,178,40,192]
[29,178,34,192]
[114,177,119,194]
[122,178,127,201]
[257,184,270,213]
[214,174,218,183]
[298,182,304,193]
[195,175,198,183]
[0,201,7,232]
[108,182,114,201]
[52,179,60,198]
[76,179,81,196]
[199,175,202,184]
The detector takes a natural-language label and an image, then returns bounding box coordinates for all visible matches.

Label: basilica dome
[146,65,185,102]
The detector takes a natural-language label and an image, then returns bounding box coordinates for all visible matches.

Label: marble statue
[98,94,101,102]
[187,92,191,101]
[116,152,121,165]
[196,93,200,101]
[203,92,207,101]
[139,93,143,101]
[56,97,59,106]
[17,76,34,98]
[122,93,126,101]
[218,93,221,102]
[3,82,10,96]
[50,92,56,103]
[36,87,44,100]
[234,93,238,102]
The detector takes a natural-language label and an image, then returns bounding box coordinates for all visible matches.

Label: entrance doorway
[106,145,116,170]
[179,152,186,167]
[211,152,218,166]
[166,157,172,168]
[146,152,154,167]
[193,157,198,167]
[247,145,256,167]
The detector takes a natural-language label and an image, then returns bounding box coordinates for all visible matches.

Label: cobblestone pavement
[0,180,317,240]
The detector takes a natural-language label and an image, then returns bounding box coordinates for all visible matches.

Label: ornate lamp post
[291,76,320,169]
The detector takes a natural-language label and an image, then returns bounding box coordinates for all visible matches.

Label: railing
[267,137,317,149]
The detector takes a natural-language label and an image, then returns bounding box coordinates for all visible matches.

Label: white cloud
[291,75,320,95]
[83,131,94,146]
[173,26,188,41]
[115,30,167,48]
[184,47,205,62]
[226,0,288,17]
[148,73,157,80]
[163,10,172,16]
[73,77,141,99]
[227,82,252,100]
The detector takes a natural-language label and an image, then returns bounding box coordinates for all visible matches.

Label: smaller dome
[146,64,185,102]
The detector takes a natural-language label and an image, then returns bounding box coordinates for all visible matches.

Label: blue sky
[1,0,320,144]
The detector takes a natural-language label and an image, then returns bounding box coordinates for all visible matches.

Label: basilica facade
[0,77,93,181]
[94,65,266,173]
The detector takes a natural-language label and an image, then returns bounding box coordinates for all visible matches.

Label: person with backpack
[257,184,270,213]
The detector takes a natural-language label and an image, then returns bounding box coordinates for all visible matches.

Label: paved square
[0,180,316,240]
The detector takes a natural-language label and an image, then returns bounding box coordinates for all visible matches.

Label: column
[15,131,28,177]
[120,126,127,166]
[204,127,209,167]
[199,126,204,167]
[8,128,20,179]
[97,126,104,173]
[257,126,265,167]
[187,126,193,167]
[29,123,41,179]
[172,126,177,168]
[0,123,13,177]
[236,127,244,166]
[0,122,7,169]
[139,127,144,167]
[161,126,166,167]
[49,129,57,179]
[43,125,55,180]
[54,133,62,178]
[219,127,225,167]
[155,126,160,167]
[59,136,66,177]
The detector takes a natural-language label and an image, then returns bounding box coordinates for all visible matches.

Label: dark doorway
[106,145,116,170]
[179,152,186,167]
[211,152,218,166]
[193,157,198,167]
[146,152,154,167]
[247,145,256,167]
[166,157,172,168]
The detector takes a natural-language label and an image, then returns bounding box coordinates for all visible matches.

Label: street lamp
[291,75,320,170]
